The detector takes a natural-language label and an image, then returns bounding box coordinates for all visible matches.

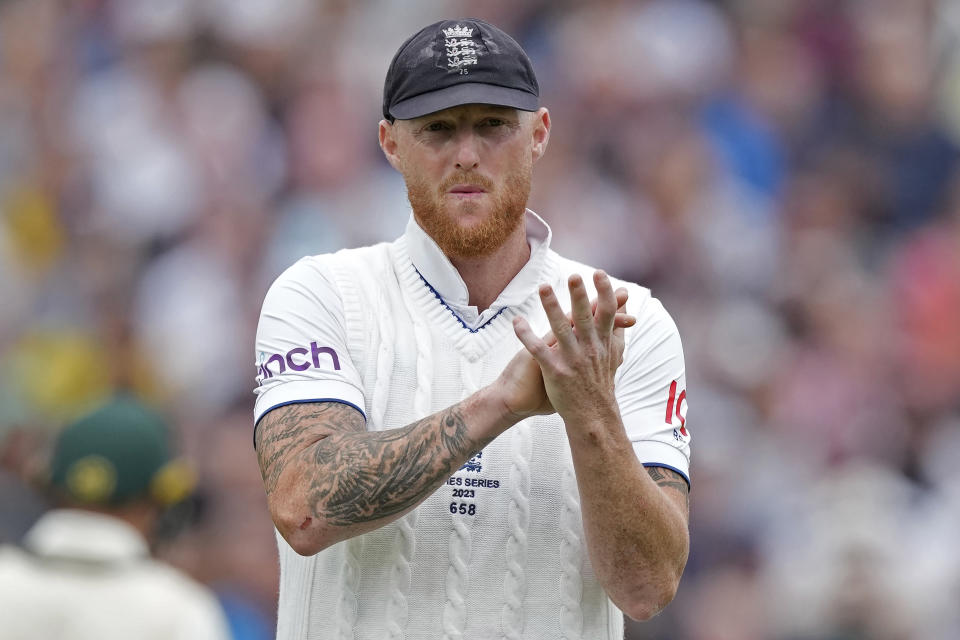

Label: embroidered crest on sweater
[459,450,483,473]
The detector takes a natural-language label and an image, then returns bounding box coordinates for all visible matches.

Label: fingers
[593,270,617,336]
[613,286,629,340]
[513,316,551,363]
[545,312,634,347]
[541,276,633,348]
[615,288,629,311]
[568,274,596,345]
[532,275,633,353]
[537,284,576,351]
[615,312,636,329]
[593,290,627,313]
[593,289,631,329]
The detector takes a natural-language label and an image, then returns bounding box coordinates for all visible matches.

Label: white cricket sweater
[254,211,690,640]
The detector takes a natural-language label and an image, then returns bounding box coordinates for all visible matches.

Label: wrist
[561,403,625,446]
[469,386,523,440]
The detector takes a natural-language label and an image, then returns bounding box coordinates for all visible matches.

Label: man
[253,18,691,639]
[0,395,231,640]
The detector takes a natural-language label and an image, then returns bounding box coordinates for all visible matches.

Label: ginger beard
[404,163,532,259]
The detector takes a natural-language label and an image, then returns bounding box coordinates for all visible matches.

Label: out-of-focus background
[2,0,960,637]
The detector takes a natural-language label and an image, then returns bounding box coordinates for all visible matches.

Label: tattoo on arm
[646,466,690,514]
[256,401,489,528]
[255,402,366,495]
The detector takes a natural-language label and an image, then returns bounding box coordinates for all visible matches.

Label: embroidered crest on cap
[443,24,478,74]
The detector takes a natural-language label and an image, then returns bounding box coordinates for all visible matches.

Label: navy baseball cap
[382,18,540,121]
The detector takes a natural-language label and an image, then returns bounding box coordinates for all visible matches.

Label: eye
[482,118,505,127]
[424,121,449,132]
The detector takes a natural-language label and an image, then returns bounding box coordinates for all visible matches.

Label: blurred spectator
[0,395,231,639]
[887,170,960,415]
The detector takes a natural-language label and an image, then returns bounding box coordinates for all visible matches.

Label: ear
[379,119,403,172]
[530,108,551,164]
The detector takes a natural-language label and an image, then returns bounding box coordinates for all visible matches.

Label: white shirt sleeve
[614,292,692,484]
[253,257,366,437]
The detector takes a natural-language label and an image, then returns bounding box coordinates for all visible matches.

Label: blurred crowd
[2,0,960,638]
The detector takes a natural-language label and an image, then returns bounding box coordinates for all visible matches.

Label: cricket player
[0,396,231,640]
[254,18,691,639]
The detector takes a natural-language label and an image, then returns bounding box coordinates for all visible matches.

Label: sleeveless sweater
[275,236,626,640]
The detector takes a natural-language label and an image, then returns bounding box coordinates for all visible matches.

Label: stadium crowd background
[2,0,960,638]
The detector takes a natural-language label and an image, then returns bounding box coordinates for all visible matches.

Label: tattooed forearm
[255,402,365,495]
[309,406,476,525]
[257,401,491,530]
[646,466,690,513]
[440,409,471,456]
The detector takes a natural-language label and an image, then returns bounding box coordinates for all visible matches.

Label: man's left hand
[513,270,628,425]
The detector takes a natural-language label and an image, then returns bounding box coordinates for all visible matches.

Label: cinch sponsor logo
[258,342,341,380]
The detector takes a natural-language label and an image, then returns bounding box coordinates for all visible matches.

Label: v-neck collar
[403,209,552,329]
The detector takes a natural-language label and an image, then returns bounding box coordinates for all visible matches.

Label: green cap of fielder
[50,395,194,506]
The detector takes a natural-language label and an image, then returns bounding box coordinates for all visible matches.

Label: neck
[449,221,531,312]
[69,500,159,539]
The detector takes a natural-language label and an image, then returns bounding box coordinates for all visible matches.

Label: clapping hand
[497,271,631,420]
[512,270,627,423]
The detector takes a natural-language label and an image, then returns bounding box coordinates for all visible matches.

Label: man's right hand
[492,289,634,421]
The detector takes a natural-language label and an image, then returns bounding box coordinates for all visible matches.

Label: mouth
[447,184,487,196]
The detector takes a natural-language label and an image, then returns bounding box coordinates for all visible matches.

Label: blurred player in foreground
[0,395,231,640]
[254,17,691,639]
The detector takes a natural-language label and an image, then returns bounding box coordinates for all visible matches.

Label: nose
[453,131,480,170]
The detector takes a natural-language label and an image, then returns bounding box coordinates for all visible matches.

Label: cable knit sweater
[254,212,690,640]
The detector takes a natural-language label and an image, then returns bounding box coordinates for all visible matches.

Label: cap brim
[389,83,539,120]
